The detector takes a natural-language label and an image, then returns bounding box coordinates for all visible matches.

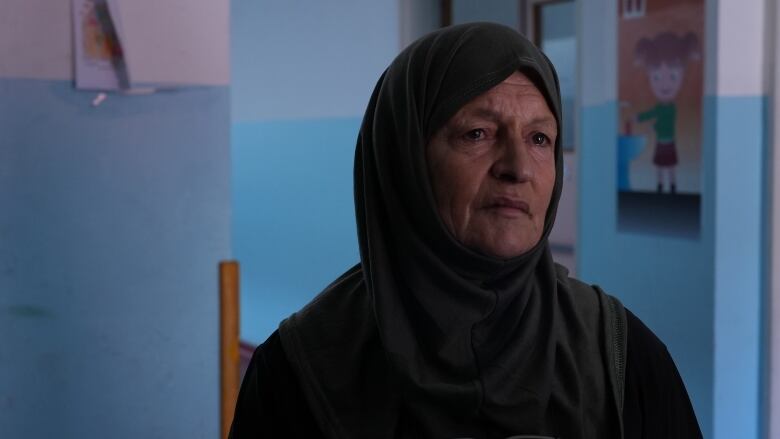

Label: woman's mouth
[486,197,531,217]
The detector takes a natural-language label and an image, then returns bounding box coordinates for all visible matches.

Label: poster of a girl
[634,32,700,194]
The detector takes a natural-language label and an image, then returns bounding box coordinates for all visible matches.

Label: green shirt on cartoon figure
[637,102,676,143]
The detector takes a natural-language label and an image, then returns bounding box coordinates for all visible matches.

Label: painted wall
[231,0,399,122]
[710,2,768,438]
[0,2,231,438]
[578,1,714,435]
[399,0,441,48]
[452,0,519,29]
[231,0,400,344]
[769,0,780,435]
[579,0,769,437]
[232,118,362,341]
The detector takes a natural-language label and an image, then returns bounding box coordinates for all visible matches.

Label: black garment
[230,308,702,439]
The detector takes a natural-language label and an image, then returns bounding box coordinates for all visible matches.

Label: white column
[768,0,780,435]
[712,0,769,437]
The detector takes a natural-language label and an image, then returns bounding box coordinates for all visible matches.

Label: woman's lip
[487,197,530,214]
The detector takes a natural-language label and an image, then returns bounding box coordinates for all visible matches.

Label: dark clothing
[622,311,701,438]
[230,309,702,439]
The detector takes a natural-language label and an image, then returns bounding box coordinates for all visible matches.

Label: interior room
[2,0,777,437]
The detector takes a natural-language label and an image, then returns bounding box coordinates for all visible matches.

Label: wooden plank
[440,0,452,27]
[219,261,240,439]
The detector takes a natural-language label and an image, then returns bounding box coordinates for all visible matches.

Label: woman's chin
[473,239,536,260]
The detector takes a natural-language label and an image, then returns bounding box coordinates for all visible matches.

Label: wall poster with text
[617,0,704,238]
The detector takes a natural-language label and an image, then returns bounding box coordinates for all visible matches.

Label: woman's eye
[465,129,485,141]
[532,132,550,145]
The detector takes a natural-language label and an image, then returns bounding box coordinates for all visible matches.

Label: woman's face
[426,72,557,259]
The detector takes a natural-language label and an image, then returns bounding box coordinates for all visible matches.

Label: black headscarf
[280,23,620,438]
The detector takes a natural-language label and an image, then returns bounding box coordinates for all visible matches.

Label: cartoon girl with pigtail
[634,32,700,194]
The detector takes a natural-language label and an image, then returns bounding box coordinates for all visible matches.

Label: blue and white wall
[709,2,769,437]
[231,0,402,344]
[770,0,780,435]
[0,1,231,437]
[578,0,770,437]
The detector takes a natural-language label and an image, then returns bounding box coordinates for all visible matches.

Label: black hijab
[280,23,621,438]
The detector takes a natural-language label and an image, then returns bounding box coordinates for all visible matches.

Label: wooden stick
[219,261,240,439]
[440,0,452,27]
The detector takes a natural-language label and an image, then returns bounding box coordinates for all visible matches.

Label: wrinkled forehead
[446,71,558,131]
[427,65,560,139]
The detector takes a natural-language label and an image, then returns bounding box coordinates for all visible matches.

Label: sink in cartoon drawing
[617,135,646,191]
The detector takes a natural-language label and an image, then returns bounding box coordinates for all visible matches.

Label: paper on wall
[72,0,127,90]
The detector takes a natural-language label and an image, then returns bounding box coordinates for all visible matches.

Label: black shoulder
[229,331,324,438]
[623,309,702,438]
[625,308,668,362]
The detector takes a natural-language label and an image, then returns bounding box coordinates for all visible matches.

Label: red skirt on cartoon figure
[653,141,678,167]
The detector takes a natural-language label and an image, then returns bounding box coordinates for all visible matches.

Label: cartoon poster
[73,0,127,90]
[616,0,704,238]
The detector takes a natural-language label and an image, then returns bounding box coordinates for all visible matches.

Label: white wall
[231,0,399,122]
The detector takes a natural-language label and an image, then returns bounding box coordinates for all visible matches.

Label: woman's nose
[490,135,532,183]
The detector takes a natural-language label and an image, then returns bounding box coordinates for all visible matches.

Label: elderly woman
[230,23,701,438]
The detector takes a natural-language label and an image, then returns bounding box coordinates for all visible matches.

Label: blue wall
[710,96,766,439]
[231,0,398,122]
[452,0,518,28]
[578,95,767,439]
[571,1,775,435]
[0,79,230,438]
[578,101,714,437]
[232,118,361,342]
[231,0,399,344]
